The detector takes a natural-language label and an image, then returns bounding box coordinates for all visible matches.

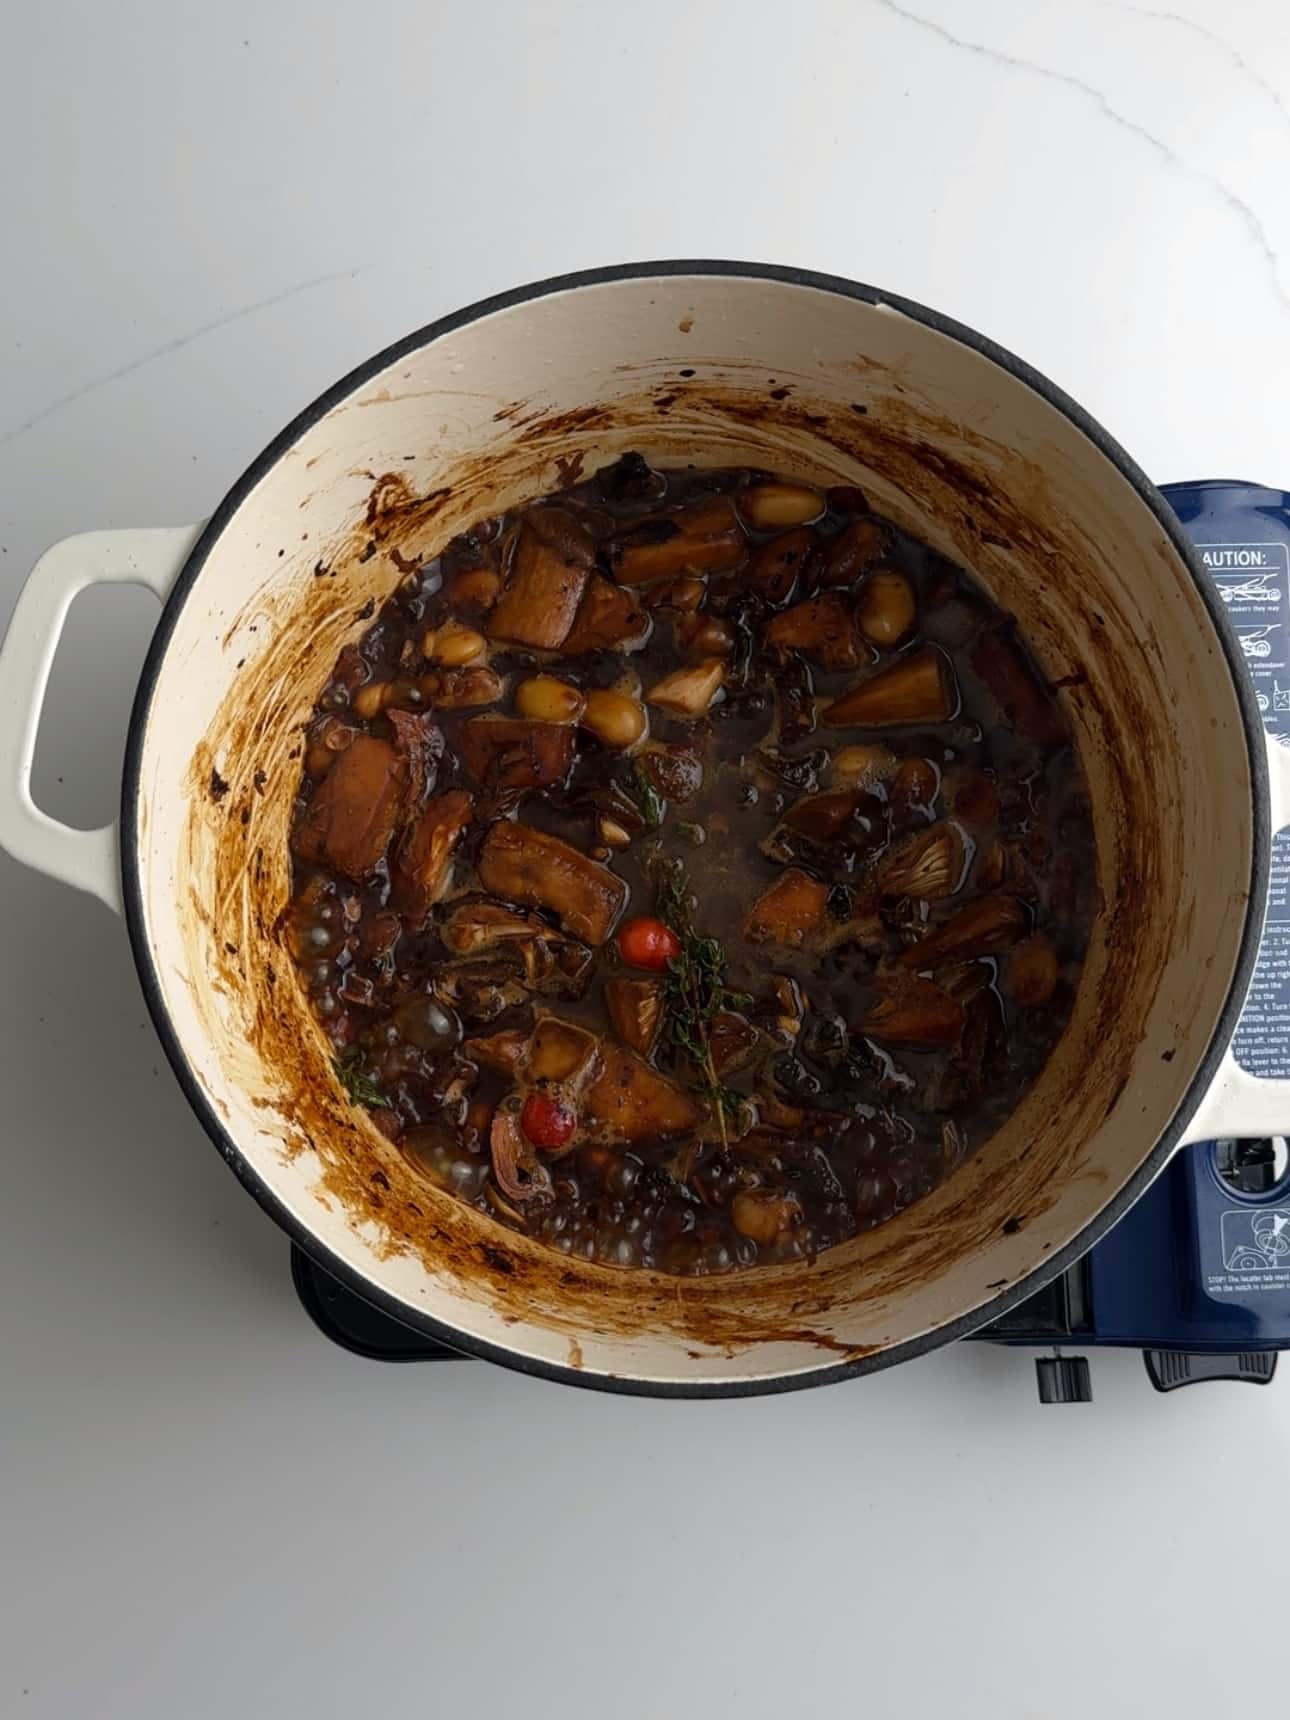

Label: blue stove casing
[979,480,1290,1395]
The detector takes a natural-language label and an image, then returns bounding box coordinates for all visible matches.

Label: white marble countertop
[3,3,1289,1716]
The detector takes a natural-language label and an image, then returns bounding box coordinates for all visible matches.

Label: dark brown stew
[287,457,1094,1275]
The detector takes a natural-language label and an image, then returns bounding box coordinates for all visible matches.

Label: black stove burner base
[291,1246,1278,1397]
[292,1247,466,1362]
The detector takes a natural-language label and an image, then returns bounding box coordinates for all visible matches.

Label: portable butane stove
[292,480,1290,1402]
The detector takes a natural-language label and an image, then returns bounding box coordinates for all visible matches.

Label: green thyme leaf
[623,764,665,830]
[651,860,754,1149]
[333,1049,391,1110]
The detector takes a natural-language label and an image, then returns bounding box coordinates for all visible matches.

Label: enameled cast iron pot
[4,262,1290,1396]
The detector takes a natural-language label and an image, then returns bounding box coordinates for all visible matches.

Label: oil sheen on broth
[287,456,1094,1276]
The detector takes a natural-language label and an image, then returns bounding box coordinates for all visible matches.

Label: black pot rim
[119,258,1270,1399]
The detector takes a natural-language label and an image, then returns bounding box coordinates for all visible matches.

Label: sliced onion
[489,1104,553,1203]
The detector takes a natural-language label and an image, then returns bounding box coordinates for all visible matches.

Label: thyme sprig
[333,1048,391,1110]
[622,763,665,830]
[654,860,751,1148]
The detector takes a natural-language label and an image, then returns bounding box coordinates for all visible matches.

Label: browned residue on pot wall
[173,357,1247,1372]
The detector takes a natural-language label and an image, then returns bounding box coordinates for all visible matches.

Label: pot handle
[1182,731,1290,1144]
[0,526,200,916]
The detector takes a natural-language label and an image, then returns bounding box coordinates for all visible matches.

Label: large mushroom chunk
[391,788,475,927]
[419,665,505,709]
[464,1026,531,1077]
[477,820,627,946]
[819,517,884,589]
[765,593,863,669]
[458,716,576,792]
[742,868,830,948]
[581,1040,706,1143]
[488,507,594,649]
[747,527,817,603]
[859,973,964,1046]
[607,495,746,585]
[603,977,664,1057]
[875,821,967,902]
[294,736,408,881]
[562,574,650,654]
[823,646,958,728]
[645,659,725,719]
[897,894,1028,969]
[781,789,859,843]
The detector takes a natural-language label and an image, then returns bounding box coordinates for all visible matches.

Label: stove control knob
[1035,1353,1092,1403]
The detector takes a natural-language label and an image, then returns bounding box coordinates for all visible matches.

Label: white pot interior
[130,270,1254,1387]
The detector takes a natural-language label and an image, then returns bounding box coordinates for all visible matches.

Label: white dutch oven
[3,262,1289,1395]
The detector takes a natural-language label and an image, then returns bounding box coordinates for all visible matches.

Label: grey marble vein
[1110,3,1290,133]
[0,265,367,449]
[870,0,1289,313]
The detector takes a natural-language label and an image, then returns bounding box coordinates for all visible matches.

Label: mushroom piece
[477,820,627,946]
[776,653,818,747]
[771,974,805,1042]
[464,1027,531,1077]
[742,868,830,947]
[562,573,651,654]
[645,659,725,719]
[391,788,474,927]
[488,507,594,649]
[637,742,704,802]
[897,894,1028,969]
[860,973,964,1046]
[765,593,863,669]
[294,736,407,881]
[876,821,967,902]
[707,1010,760,1076]
[385,707,444,808]
[674,612,736,658]
[819,517,885,589]
[603,977,665,1056]
[440,901,593,998]
[433,964,532,1023]
[889,756,939,816]
[747,527,817,602]
[445,564,502,615]
[823,646,959,728]
[458,716,577,792]
[781,789,859,843]
[607,495,746,585]
[581,1041,705,1142]
[441,900,552,955]
[419,666,505,709]
[731,1187,804,1244]
[528,1016,600,1083]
